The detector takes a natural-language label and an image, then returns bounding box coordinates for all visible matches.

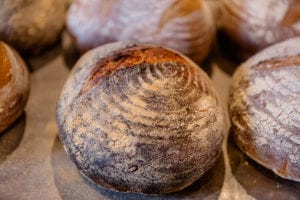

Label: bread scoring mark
[0,42,12,89]
[251,54,300,71]
[80,45,190,94]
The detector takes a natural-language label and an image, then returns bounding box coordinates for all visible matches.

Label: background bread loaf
[220,0,300,60]
[67,0,215,63]
[0,0,67,54]
[229,37,300,181]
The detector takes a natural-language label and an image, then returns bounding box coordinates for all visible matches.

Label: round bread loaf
[0,0,67,54]
[229,37,300,181]
[0,41,30,133]
[67,0,215,63]
[56,42,226,194]
[220,0,300,60]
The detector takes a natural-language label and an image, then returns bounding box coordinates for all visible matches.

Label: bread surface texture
[229,37,300,181]
[57,42,226,194]
[0,41,30,133]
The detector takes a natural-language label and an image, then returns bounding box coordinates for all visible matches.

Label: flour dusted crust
[0,0,67,53]
[0,41,30,133]
[229,37,300,181]
[67,0,215,63]
[220,0,300,59]
[56,42,226,194]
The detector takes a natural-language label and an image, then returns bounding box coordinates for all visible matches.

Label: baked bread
[0,41,30,133]
[0,0,67,54]
[229,37,300,181]
[56,42,226,194]
[67,0,215,63]
[220,0,300,60]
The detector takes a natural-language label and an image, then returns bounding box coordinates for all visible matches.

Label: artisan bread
[56,42,226,194]
[67,0,215,63]
[220,0,300,60]
[0,0,67,54]
[229,37,300,181]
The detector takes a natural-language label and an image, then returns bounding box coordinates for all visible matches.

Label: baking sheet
[0,41,299,200]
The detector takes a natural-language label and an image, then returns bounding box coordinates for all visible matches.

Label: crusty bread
[229,37,300,181]
[220,0,300,60]
[67,0,215,63]
[0,0,67,54]
[56,42,226,194]
[0,41,30,133]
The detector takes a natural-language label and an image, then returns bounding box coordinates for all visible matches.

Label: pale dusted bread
[220,0,300,59]
[229,37,300,181]
[67,0,215,63]
[56,42,226,194]
[0,41,29,133]
[0,0,67,53]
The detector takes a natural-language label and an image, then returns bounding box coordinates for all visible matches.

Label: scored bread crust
[0,42,30,133]
[56,42,226,194]
[229,37,300,181]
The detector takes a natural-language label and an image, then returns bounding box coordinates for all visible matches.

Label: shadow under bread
[51,135,225,200]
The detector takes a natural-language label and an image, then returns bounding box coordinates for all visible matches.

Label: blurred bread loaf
[67,0,215,63]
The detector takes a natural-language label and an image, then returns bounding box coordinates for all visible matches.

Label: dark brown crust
[81,45,190,94]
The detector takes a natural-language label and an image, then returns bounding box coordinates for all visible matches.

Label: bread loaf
[56,42,226,194]
[0,0,67,54]
[0,41,30,133]
[229,37,300,181]
[67,0,215,63]
[220,0,300,60]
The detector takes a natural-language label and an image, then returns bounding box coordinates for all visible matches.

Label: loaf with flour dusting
[229,37,300,181]
[56,42,226,194]
[220,0,300,60]
[0,41,30,133]
[67,0,215,63]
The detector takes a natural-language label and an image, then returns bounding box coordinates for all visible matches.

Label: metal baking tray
[0,40,299,200]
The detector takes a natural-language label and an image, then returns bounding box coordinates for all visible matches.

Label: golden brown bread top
[0,42,12,89]
[81,45,191,94]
